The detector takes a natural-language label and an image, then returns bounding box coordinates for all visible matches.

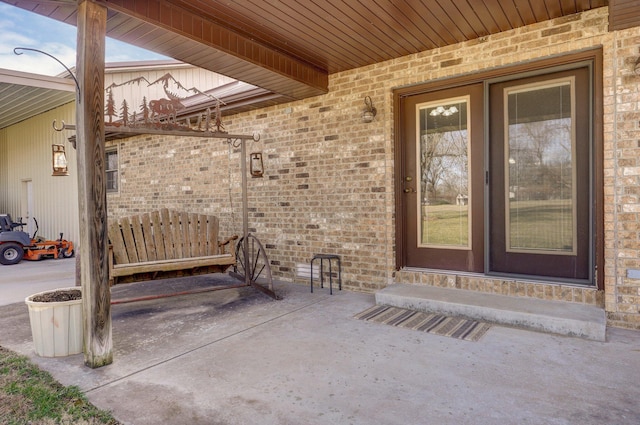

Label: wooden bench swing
[107,134,278,302]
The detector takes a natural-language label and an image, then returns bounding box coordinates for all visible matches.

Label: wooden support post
[76,0,112,368]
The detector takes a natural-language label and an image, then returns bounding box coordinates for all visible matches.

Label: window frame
[106,147,119,193]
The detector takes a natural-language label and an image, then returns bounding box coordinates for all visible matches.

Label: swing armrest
[219,235,239,254]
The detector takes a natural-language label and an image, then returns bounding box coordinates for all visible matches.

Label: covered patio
[2,0,640,374]
[1,260,639,424]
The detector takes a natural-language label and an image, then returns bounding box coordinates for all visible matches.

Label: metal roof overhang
[0,68,76,129]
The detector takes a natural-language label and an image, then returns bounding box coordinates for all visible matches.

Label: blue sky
[0,3,168,76]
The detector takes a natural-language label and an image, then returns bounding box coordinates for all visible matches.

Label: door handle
[404,188,415,193]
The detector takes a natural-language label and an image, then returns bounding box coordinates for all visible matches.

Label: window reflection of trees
[419,101,470,247]
[420,105,468,207]
[421,130,468,205]
[508,118,572,202]
[507,81,575,252]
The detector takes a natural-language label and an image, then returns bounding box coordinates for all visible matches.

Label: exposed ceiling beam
[100,0,328,100]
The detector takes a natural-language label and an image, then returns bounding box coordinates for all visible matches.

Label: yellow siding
[0,102,79,245]
[0,130,7,210]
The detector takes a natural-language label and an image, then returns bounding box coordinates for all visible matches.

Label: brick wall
[604,23,640,329]
[108,7,640,329]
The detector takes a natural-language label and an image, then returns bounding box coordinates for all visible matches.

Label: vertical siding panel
[105,64,235,121]
[0,130,8,211]
[1,103,79,245]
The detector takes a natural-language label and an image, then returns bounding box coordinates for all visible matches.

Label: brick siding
[108,7,640,329]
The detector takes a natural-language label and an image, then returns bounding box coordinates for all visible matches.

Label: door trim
[394,48,603,289]
[486,65,593,283]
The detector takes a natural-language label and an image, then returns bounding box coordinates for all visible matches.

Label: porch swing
[39,45,279,302]
[106,133,279,302]
[53,118,278,302]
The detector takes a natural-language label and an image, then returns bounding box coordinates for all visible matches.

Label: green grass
[421,200,574,251]
[508,200,573,251]
[0,346,121,425]
[421,205,469,246]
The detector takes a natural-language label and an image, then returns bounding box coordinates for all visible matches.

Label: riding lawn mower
[0,214,74,265]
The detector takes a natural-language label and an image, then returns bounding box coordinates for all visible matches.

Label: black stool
[310,254,341,295]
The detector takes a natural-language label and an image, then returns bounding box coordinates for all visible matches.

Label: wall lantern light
[52,144,69,176]
[362,96,377,123]
[250,152,264,178]
[634,56,640,76]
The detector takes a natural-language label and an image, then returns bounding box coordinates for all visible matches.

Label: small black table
[310,254,342,295]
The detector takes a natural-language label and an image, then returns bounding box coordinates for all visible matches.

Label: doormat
[354,305,491,342]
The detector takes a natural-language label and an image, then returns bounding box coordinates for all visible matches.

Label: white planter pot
[25,287,83,357]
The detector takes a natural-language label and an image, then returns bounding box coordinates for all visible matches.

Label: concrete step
[375,284,606,341]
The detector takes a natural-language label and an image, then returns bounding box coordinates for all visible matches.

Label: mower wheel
[0,243,24,265]
[60,247,75,258]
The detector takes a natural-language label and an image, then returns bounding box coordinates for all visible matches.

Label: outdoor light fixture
[52,144,69,176]
[634,56,640,76]
[362,96,377,123]
[430,105,459,117]
[250,152,264,178]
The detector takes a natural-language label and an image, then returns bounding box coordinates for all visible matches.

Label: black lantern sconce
[52,144,69,176]
[250,152,264,178]
[362,96,377,123]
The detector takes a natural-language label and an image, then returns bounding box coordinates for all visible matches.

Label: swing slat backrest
[108,208,230,266]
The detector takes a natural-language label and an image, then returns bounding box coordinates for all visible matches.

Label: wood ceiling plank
[185,0,374,72]
[106,12,145,39]
[448,1,491,38]
[577,0,604,11]
[481,0,514,31]
[41,4,77,25]
[511,0,537,25]
[389,0,457,47]
[309,0,407,61]
[560,0,578,14]
[527,0,552,21]
[115,24,176,52]
[328,0,429,54]
[432,1,479,41]
[543,0,564,17]
[609,0,640,31]
[420,1,466,44]
[272,0,388,67]
[362,0,442,50]
[198,0,349,69]
[499,0,525,27]
[465,0,502,34]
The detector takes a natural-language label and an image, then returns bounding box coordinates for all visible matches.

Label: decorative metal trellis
[49,75,277,299]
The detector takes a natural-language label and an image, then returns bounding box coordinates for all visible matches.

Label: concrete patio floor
[1,259,639,424]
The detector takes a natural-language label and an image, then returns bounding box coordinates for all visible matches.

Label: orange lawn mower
[0,214,74,265]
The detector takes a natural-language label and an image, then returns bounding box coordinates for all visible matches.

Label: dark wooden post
[76,0,112,368]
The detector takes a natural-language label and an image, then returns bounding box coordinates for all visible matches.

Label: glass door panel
[505,78,577,255]
[400,84,484,272]
[418,97,470,249]
[489,67,591,282]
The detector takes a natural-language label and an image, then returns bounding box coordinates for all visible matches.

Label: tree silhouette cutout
[140,96,150,123]
[105,90,116,123]
[120,99,130,126]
